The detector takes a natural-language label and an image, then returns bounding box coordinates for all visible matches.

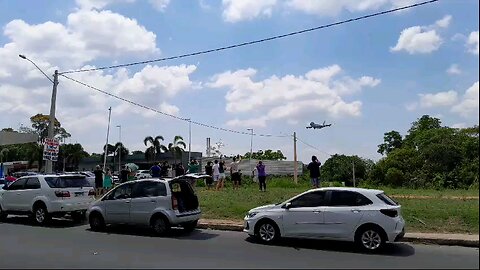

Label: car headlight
[246,212,259,218]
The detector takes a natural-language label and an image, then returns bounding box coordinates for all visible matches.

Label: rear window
[376,193,398,206]
[45,176,92,188]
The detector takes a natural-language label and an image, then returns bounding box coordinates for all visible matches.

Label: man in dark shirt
[93,165,104,196]
[150,163,161,178]
[120,166,130,183]
[161,161,170,177]
[307,155,321,188]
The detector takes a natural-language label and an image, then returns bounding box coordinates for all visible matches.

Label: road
[0,217,478,269]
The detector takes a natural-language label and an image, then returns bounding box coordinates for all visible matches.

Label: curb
[197,221,479,248]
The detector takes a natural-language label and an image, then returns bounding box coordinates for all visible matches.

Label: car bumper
[169,210,202,225]
[243,218,256,236]
[387,217,406,242]
[50,200,94,213]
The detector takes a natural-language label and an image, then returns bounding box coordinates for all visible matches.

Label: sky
[0,0,478,164]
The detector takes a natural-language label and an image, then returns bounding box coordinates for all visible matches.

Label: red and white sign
[43,138,60,161]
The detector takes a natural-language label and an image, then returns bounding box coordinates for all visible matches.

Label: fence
[199,158,304,176]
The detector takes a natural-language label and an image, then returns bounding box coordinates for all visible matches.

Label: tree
[29,113,71,141]
[1,128,15,132]
[57,143,89,171]
[404,115,441,148]
[144,136,167,162]
[167,136,186,165]
[321,154,368,186]
[132,150,144,155]
[377,130,403,155]
[243,149,287,160]
[113,142,129,165]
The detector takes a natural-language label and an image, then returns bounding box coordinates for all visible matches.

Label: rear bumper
[168,210,201,225]
[49,200,94,213]
[394,228,405,242]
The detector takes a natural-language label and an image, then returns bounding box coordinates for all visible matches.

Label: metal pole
[187,119,191,162]
[247,128,253,176]
[293,132,298,184]
[45,70,59,174]
[103,107,112,172]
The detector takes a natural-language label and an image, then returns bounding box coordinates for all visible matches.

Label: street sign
[43,138,59,162]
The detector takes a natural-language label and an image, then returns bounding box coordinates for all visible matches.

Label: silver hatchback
[87,178,201,235]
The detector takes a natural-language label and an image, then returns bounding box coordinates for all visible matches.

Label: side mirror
[283,202,292,209]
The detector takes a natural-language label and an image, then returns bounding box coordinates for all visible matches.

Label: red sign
[43,138,60,161]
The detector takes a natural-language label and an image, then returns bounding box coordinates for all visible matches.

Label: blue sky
[0,0,478,163]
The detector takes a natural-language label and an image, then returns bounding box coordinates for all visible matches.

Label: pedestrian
[187,159,200,188]
[160,161,170,177]
[120,165,130,183]
[230,156,241,190]
[256,161,267,192]
[216,160,226,191]
[175,163,185,177]
[5,172,16,187]
[307,155,322,188]
[93,165,104,197]
[212,160,220,190]
[103,168,113,193]
[205,161,214,190]
[150,162,161,178]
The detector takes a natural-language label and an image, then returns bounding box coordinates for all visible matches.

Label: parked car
[134,170,151,179]
[243,187,405,252]
[87,178,201,235]
[12,171,38,178]
[65,171,95,187]
[0,174,96,225]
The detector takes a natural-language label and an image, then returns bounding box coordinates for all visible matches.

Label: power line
[295,135,334,157]
[60,74,289,138]
[59,0,439,75]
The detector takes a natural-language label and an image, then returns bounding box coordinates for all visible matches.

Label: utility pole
[45,70,59,174]
[247,128,254,176]
[117,125,122,174]
[103,107,112,172]
[187,119,192,162]
[293,132,298,184]
[352,160,356,187]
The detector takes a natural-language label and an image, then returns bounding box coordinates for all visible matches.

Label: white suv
[87,177,201,235]
[0,174,96,225]
[243,187,405,252]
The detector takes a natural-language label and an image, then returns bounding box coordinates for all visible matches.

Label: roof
[310,187,384,194]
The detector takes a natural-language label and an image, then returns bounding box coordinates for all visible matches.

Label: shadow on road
[1,215,87,228]
[245,236,415,257]
[86,225,219,241]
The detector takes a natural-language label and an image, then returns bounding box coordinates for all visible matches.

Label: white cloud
[435,15,452,28]
[75,0,170,12]
[418,91,458,108]
[208,65,379,127]
[159,102,180,116]
[452,122,467,129]
[286,0,388,17]
[149,0,171,12]
[466,31,479,55]
[446,64,461,75]
[452,81,479,118]
[222,0,277,22]
[390,26,442,54]
[405,102,418,111]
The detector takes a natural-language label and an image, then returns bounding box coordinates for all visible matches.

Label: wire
[59,0,439,75]
[296,135,334,157]
[60,74,289,138]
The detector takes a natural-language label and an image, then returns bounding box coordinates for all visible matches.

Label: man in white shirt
[230,156,241,190]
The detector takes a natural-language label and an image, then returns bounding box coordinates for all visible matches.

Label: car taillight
[55,190,70,198]
[172,195,178,210]
[88,189,95,196]
[380,209,398,218]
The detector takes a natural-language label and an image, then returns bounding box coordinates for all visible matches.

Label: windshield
[45,176,92,188]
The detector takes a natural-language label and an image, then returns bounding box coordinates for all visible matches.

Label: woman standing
[103,168,113,194]
[256,161,267,192]
[216,160,226,191]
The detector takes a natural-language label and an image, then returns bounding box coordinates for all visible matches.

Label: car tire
[255,220,280,244]
[89,212,106,232]
[72,211,86,223]
[33,204,51,226]
[355,226,386,252]
[0,206,7,222]
[182,220,198,233]
[151,216,170,236]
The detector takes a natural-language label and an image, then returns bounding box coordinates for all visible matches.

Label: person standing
[216,160,226,191]
[307,155,322,188]
[161,161,170,177]
[205,161,214,190]
[187,159,200,188]
[212,160,220,189]
[175,163,185,177]
[120,165,130,183]
[103,168,113,193]
[93,165,104,197]
[256,161,267,192]
[230,156,241,190]
[150,162,161,178]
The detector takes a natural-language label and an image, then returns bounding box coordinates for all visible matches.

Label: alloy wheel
[361,230,382,250]
[35,208,46,224]
[259,223,276,242]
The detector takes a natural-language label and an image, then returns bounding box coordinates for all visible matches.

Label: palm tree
[144,136,167,162]
[168,136,187,165]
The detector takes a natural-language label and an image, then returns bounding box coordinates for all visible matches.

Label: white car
[135,170,151,179]
[65,171,95,187]
[87,177,201,235]
[0,174,96,225]
[243,187,405,252]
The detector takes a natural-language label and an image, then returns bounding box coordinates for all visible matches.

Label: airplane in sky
[306,121,332,129]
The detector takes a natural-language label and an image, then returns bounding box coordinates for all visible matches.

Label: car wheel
[182,220,198,233]
[89,212,106,231]
[356,227,386,252]
[255,220,279,244]
[151,216,170,236]
[33,204,51,225]
[72,211,86,223]
[0,206,7,222]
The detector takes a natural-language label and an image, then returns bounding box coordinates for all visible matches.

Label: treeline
[320,115,479,189]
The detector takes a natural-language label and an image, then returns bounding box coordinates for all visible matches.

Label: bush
[385,168,405,187]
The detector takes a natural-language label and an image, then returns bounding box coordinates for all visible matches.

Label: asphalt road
[0,216,478,269]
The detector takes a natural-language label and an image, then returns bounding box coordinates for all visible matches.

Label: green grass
[196,177,479,234]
